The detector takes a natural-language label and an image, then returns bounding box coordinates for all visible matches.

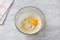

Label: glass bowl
[14,6,45,35]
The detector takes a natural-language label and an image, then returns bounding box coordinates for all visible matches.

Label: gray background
[0,0,60,40]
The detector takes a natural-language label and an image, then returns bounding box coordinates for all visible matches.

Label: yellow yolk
[30,19,38,26]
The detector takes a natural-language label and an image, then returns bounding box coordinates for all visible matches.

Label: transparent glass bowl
[14,6,45,35]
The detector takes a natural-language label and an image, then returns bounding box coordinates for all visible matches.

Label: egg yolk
[30,19,38,26]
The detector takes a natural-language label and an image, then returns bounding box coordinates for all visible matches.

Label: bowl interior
[14,6,45,34]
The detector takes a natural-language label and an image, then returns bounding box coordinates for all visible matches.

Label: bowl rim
[14,6,45,35]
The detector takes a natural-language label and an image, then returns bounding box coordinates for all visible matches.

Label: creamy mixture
[18,12,42,34]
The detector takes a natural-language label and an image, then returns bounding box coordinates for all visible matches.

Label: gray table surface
[0,0,60,40]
